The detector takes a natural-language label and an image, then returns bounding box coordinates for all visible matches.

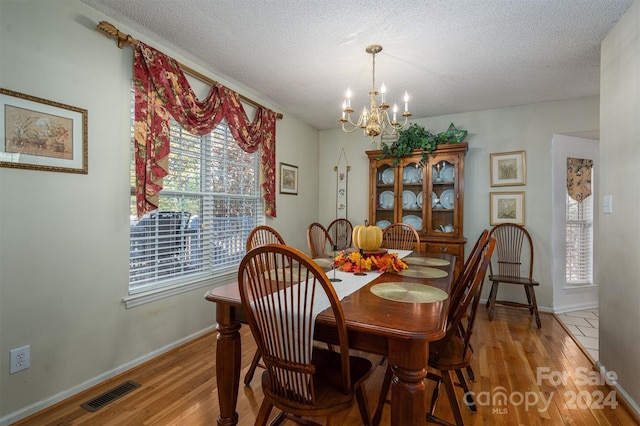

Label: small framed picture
[279,162,298,195]
[490,191,525,225]
[0,88,88,174]
[490,150,526,187]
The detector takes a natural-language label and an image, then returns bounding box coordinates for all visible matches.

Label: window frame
[565,189,594,287]
[126,118,264,308]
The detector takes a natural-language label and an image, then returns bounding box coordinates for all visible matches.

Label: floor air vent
[81,380,141,412]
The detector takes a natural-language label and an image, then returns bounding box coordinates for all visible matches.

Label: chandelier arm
[341,121,363,133]
[340,112,364,128]
[379,109,395,136]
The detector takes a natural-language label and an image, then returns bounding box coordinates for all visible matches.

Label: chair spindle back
[238,244,352,407]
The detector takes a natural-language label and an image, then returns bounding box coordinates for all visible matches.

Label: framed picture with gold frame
[490,191,525,225]
[0,88,88,174]
[490,150,525,187]
[279,162,298,195]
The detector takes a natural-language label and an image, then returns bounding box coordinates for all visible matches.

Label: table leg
[389,339,429,426]
[216,304,241,426]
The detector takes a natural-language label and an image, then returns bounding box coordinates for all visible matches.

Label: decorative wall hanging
[334,148,350,219]
[279,162,298,195]
[490,150,526,187]
[0,88,88,174]
[490,191,525,225]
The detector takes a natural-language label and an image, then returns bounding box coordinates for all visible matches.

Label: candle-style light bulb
[392,103,398,122]
[380,83,386,104]
[341,101,346,119]
[403,91,409,112]
[346,88,352,108]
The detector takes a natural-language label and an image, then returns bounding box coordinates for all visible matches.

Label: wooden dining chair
[381,222,421,251]
[327,218,353,251]
[448,229,489,383]
[425,237,496,426]
[449,229,489,309]
[373,237,495,426]
[307,222,334,258]
[246,225,286,251]
[486,223,542,328]
[243,225,286,385]
[238,244,373,426]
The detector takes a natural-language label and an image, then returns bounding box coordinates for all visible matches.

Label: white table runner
[314,249,413,309]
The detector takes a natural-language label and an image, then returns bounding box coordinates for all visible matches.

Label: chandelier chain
[371,51,376,92]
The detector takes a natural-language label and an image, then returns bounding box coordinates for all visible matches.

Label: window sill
[123,271,237,309]
[563,283,597,291]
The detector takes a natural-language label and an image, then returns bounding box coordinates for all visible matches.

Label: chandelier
[339,44,411,143]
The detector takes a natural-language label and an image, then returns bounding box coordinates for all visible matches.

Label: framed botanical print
[0,88,88,174]
[490,191,525,225]
[279,162,298,195]
[490,150,525,187]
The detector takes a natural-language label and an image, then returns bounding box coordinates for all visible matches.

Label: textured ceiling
[82,0,633,131]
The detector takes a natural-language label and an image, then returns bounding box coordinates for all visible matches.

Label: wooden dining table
[205,251,456,426]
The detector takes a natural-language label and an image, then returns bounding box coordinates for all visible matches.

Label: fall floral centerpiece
[333,250,409,274]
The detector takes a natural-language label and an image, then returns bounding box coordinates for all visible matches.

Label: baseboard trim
[0,325,216,426]
[595,361,640,424]
[554,315,640,423]
[553,302,599,314]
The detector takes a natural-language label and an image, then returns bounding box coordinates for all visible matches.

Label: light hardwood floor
[14,307,639,425]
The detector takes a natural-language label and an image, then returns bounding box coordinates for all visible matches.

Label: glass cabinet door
[429,157,459,237]
[373,160,396,229]
[399,159,425,233]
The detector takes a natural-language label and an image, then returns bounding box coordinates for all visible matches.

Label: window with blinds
[565,192,593,285]
[129,119,263,294]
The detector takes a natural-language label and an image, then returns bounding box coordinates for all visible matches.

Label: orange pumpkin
[352,224,383,251]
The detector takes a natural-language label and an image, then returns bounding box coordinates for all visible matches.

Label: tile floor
[557,308,599,360]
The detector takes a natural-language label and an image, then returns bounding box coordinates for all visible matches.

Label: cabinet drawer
[425,243,462,257]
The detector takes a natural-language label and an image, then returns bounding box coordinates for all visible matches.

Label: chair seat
[429,335,472,371]
[489,274,539,286]
[262,347,372,416]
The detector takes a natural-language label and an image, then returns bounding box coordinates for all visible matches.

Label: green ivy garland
[379,123,462,166]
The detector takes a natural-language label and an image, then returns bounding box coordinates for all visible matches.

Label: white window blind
[565,192,593,285]
[129,119,263,295]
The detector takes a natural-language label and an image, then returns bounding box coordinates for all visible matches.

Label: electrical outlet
[10,345,30,374]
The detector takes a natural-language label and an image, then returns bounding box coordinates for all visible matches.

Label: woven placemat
[262,268,308,281]
[398,266,448,279]
[370,282,449,303]
[405,257,450,267]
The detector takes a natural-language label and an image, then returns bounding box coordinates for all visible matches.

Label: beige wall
[320,97,600,309]
[599,0,640,411]
[0,1,318,422]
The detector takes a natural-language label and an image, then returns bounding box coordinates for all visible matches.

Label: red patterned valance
[133,41,276,217]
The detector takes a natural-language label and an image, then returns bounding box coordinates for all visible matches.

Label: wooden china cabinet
[367,142,468,277]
